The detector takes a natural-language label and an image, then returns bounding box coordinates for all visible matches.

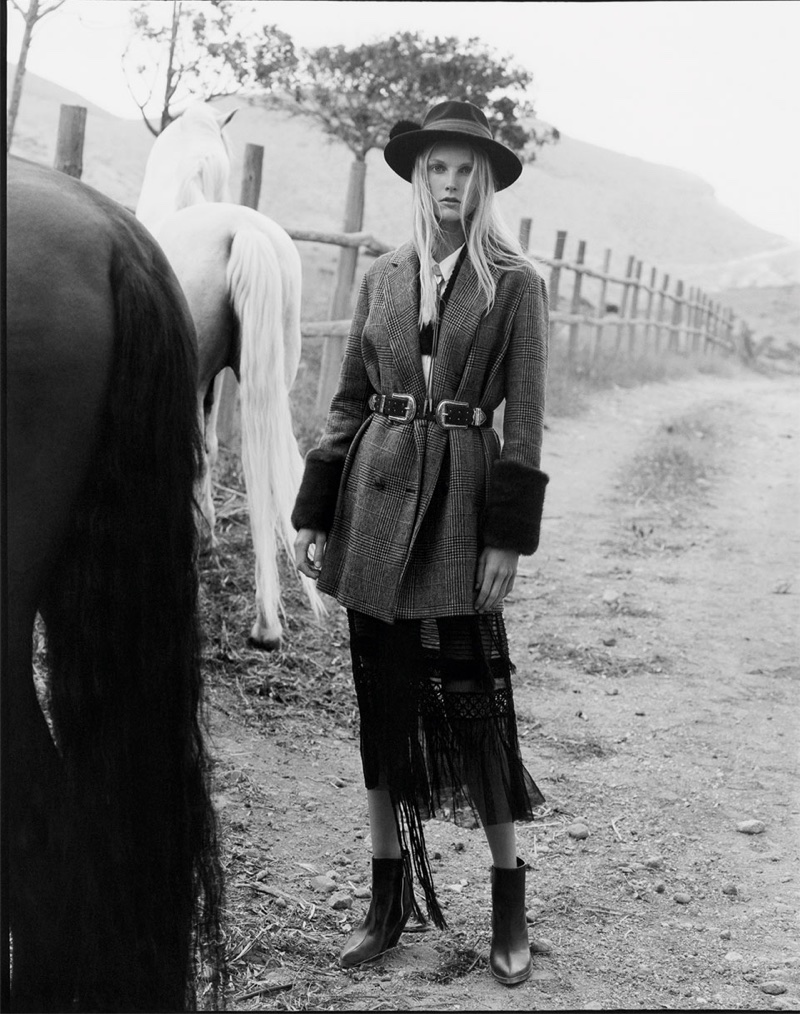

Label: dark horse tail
[41,214,226,1011]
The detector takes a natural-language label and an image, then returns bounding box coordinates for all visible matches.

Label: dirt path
[209,369,799,1012]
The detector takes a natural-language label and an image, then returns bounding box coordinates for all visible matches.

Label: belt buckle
[387,393,416,422]
[436,400,471,429]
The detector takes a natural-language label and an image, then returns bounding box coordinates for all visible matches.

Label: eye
[460,165,473,175]
[428,163,445,173]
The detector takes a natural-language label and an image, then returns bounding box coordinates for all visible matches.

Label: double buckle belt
[368,393,490,429]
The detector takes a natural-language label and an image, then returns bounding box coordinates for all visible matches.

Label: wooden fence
[47,103,755,418]
[528,224,739,362]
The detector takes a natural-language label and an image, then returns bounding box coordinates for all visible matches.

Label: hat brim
[384,129,522,191]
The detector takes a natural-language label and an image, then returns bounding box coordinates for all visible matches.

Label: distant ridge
[8,63,800,291]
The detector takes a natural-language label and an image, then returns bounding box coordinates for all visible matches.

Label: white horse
[135,102,236,235]
[136,102,325,650]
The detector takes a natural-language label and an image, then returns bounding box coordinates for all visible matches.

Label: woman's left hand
[474,546,520,613]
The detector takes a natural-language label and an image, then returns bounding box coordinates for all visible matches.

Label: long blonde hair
[411,143,529,328]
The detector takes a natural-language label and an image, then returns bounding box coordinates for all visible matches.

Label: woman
[292,100,549,986]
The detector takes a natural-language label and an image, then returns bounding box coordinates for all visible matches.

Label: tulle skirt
[347,608,544,929]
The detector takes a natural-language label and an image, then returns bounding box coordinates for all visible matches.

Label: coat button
[373,477,386,489]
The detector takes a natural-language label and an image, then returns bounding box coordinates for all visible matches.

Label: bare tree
[7,0,68,151]
[124,0,297,135]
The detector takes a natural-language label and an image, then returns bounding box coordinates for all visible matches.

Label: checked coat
[291,241,549,623]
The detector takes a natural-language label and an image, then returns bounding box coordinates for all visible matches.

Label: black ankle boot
[339,856,413,968]
[489,858,533,985]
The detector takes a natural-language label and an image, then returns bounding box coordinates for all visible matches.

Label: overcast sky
[6,0,800,242]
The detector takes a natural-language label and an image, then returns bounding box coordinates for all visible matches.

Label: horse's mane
[136,102,234,232]
[175,149,232,209]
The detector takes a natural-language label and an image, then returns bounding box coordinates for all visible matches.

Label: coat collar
[383,242,501,401]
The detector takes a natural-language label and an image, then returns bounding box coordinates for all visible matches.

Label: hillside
[215,97,800,285]
[8,65,800,348]
[9,66,799,278]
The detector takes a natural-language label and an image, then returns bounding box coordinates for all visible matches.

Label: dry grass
[544,330,741,419]
[197,450,360,1011]
[199,448,354,734]
[623,412,719,506]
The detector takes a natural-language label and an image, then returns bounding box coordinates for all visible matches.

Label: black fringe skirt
[347,608,544,930]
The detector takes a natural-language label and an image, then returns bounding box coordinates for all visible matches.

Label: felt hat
[383,100,523,191]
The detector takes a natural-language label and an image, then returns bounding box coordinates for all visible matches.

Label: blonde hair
[411,143,529,328]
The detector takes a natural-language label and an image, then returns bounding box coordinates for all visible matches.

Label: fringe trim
[347,610,543,931]
[393,795,447,930]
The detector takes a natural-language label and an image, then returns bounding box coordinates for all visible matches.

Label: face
[426,142,477,225]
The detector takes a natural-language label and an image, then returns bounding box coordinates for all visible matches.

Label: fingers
[295,529,326,580]
[474,547,519,613]
[475,570,512,613]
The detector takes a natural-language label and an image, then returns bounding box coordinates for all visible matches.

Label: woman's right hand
[295,528,327,579]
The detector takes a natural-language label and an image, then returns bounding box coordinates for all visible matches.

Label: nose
[445,170,460,191]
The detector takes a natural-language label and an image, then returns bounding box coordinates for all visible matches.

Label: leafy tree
[7,0,68,151]
[124,0,297,135]
[291,31,557,166]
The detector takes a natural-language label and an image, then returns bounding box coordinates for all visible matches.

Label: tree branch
[39,0,68,16]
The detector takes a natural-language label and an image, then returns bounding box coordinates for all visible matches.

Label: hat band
[422,118,493,141]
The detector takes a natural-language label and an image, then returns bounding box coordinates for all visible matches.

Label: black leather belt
[368,393,492,429]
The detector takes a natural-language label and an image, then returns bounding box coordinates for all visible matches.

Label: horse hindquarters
[41,236,224,1012]
[7,163,224,1011]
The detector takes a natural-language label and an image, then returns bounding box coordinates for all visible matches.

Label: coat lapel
[435,254,499,399]
[380,244,501,403]
[383,243,426,401]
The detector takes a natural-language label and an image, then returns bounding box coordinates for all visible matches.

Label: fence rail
[45,103,760,416]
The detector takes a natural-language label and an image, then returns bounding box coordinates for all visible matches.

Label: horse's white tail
[226,227,326,634]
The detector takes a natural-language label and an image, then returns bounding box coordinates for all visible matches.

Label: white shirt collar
[436,245,465,286]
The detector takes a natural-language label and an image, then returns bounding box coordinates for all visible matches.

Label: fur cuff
[482,460,549,555]
[291,449,346,532]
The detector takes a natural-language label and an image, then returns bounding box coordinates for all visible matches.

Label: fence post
[568,240,587,366]
[54,104,87,178]
[723,307,734,356]
[709,300,722,355]
[317,158,367,413]
[549,230,567,316]
[705,300,714,355]
[697,292,709,354]
[687,287,697,354]
[616,256,635,354]
[671,280,685,353]
[240,143,264,210]
[593,248,612,361]
[690,290,699,353]
[518,217,532,252]
[689,290,701,356]
[627,260,643,355]
[643,266,657,355]
[655,274,670,353]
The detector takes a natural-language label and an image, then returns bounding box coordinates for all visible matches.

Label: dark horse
[3,158,226,1012]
